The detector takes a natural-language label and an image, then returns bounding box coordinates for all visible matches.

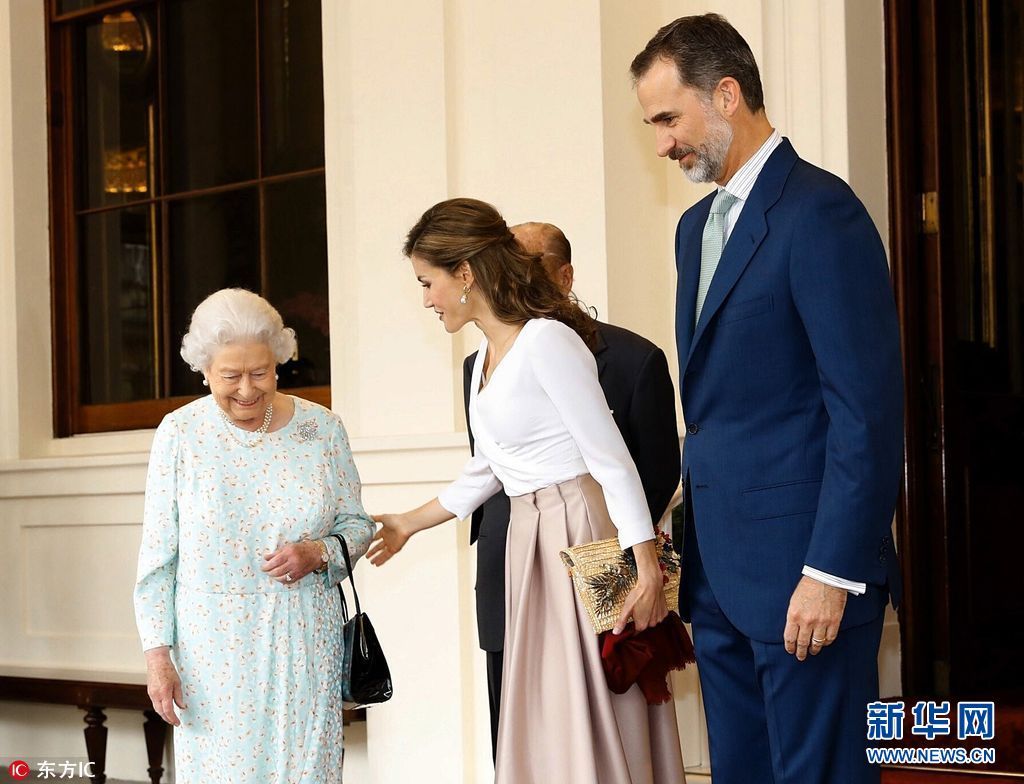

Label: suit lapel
[676,199,709,356]
[683,139,798,372]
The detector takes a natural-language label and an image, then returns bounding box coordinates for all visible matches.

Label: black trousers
[485,649,503,762]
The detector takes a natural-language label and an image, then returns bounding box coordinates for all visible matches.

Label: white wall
[0,1,897,781]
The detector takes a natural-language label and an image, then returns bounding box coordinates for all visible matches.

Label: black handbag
[330,534,394,707]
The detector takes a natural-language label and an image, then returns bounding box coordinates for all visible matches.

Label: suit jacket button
[687,423,700,435]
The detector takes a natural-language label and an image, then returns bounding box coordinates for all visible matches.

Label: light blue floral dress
[134,395,375,783]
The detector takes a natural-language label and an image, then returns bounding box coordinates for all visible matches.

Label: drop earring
[460,285,470,305]
[275,373,279,380]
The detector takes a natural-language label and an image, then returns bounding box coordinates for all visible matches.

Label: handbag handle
[330,534,371,658]
[329,534,362,617]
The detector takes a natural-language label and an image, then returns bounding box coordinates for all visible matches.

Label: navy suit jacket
[675,139,904,643]
[464,321,680,652]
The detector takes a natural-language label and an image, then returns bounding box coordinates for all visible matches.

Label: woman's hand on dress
[613,540,669,635]
[261,539,322,583]
[366,514,412,566]
[145,647,185,727]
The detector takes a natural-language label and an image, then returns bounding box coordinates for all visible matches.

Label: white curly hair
[180,288,298,372]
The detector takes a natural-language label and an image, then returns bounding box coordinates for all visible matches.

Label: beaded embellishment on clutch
[560,530,680,634]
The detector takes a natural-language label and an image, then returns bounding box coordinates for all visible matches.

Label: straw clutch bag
[559,530,681,634]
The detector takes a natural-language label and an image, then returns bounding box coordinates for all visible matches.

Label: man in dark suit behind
[463,221,681,759]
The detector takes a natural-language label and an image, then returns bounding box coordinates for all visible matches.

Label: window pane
[78,9,156,209]
[167,188,260,395]
[264,174,330,388]
[165,0,257,192]
[79,205,156,404]
[58,0,108,13]
[261,0,325,175]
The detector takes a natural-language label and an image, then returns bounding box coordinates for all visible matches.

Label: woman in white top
[369,198,685,783]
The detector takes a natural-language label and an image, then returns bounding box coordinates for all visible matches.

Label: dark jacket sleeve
[627,347,682,525]
[463,353,476,453]
[463,353,486,544]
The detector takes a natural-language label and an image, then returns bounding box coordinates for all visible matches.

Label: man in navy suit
[631,15,904,784]
[463,221,680,760]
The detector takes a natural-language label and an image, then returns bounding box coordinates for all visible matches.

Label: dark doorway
[885,0,1024,712]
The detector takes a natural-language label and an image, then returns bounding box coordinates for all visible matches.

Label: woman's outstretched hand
[613,539,669,635]
[367,514,412,566]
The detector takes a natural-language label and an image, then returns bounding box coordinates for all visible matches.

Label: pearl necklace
[220,402,274,448]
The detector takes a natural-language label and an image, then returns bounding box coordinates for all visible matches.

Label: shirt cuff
[802,565,866,596]
[618,523,656,552]
[140,634,174,652]
[437,487,470,521]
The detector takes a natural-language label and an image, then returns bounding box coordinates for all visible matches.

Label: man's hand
[783,575,847,661]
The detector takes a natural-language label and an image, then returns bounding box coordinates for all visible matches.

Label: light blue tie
[695,189,739,328]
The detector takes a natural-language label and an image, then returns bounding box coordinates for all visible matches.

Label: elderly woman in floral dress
[134,288,374,783]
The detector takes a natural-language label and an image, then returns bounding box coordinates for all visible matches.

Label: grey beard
[679,112,733,184]
[680,149,723,183]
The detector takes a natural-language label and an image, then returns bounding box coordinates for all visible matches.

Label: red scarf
[600,613,696,704]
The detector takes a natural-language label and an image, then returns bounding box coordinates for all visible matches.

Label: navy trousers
[684,506,883,784]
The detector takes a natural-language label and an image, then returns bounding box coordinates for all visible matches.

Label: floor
[0,777,140,784]
[882,771,1024,783]
[3,768,1021,783]
[685,770,1023,783]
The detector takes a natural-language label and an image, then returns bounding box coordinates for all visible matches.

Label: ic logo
[8,759,31,780]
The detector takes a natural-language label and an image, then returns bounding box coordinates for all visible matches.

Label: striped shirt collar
[720,128,782,202]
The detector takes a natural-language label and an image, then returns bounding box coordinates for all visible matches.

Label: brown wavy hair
[403,198,597,349]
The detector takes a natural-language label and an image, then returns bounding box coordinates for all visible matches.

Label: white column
[0,0,50,460]
[0,0,18,460]
[322,1,456,441]
[600,0,680,357]
[321,3,478,781]
[445,0,610,320]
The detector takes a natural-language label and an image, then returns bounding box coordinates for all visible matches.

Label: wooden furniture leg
[82,705,107,784]
[142,709,166,784]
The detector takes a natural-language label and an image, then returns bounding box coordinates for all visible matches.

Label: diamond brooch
[293,418,320,443]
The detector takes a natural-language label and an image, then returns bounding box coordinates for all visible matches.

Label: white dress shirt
[711,128,866,596]
[438,318,655,551]
[720,128,782,243]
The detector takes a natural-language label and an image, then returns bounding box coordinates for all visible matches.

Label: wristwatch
[314,539,330,573]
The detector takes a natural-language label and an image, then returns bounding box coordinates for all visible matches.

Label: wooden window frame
[45,0,330,436]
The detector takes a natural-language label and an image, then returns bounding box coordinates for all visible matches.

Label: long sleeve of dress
[438,452,503,521]
[322,419,377,587]
[134,414,181,651]
[528,320,655,550]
